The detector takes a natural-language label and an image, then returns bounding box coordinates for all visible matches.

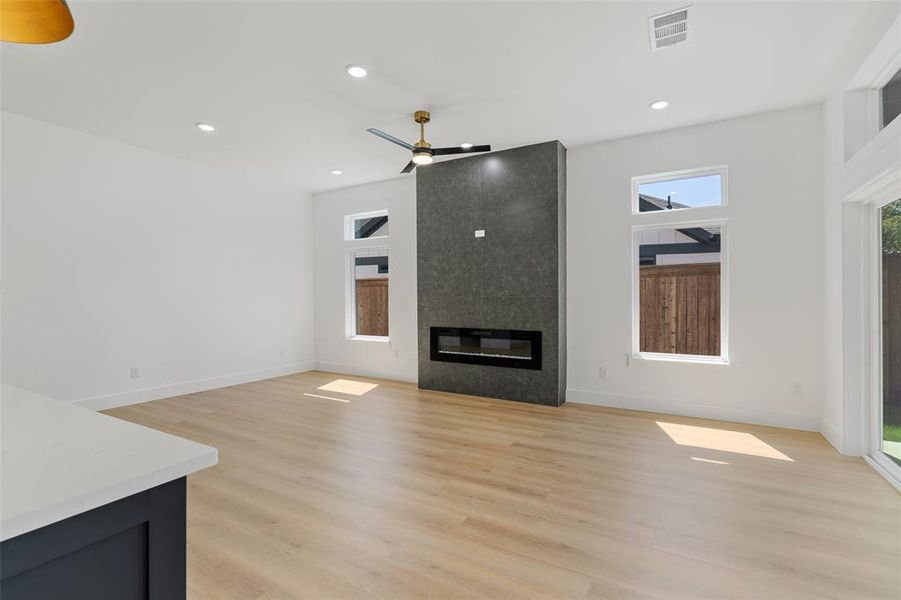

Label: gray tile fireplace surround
[416,141,566,406]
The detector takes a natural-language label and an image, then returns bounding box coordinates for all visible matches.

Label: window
[345,211,390,340]
[632,166,727,214]
[631,169,728,363]
[348,212,389,240]
[882,67,901,130]
[351,248,389,337]
[878,198,901,466]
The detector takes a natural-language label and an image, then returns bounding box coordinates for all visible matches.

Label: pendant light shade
[1,0,74,44]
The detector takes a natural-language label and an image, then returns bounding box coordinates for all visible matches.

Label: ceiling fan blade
[401,160,417,174]
[367,128,414,150]
[432,145,491,156]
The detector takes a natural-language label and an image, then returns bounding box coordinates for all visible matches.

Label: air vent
[649,6,691,51]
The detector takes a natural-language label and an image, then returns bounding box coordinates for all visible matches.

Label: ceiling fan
[367,111,491,174]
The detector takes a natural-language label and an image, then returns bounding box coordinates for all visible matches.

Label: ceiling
[0,1,887,193]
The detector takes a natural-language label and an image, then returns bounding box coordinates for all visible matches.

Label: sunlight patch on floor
[691,456,730,465]
[657,421,793,461]
[303,393,350,403]
[317,379,378,396]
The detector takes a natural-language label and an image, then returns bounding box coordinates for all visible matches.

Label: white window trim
[843,12,901,161]
[344,209,389,242]
[847,12,901,92]
[631,165,728,216]
[349,335,390,343]
[862,169,901,488]
[630,217,730,365]
[344,208,391,341]
[345,245,390,342]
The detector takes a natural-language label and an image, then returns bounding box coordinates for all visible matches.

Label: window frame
[862,173,901,489]
[344,209,391,342]
[630,217,730,365]
[880,68,901,131]
[344,209,389,242]
[631,165,728,216]
[842,13,901,161]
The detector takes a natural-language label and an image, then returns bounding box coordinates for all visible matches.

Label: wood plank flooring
[106,371,900,600]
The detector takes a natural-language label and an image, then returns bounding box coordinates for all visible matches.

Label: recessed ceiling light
[195,122,215,132]
[650,100,669,111]
[331,169,343,175]
[345,64,367,78]
[460,143,473,149]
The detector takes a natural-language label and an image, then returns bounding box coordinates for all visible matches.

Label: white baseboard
[818,418,847,454]
[74,362,314,411]
[313,361,417,383]
[566,388,820,431]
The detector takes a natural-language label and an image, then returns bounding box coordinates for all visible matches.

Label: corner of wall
[819,417,848,455]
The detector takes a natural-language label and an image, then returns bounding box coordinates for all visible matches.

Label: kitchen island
[1,386,217,599]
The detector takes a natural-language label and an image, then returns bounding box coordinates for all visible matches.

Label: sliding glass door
[876,199,901,473]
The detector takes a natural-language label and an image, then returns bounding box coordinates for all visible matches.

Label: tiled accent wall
[416,141,567,405]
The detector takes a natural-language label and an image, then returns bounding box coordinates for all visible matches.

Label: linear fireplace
[430,327,542,370]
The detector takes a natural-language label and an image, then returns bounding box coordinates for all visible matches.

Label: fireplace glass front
[430,327,542,370]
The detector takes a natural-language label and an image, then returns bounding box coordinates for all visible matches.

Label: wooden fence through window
[356,278,389,337]
[639,263,720,356]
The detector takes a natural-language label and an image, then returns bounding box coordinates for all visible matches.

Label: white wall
[566,105,824,431]
[5,50,877,446]
[821,4,901,455]
[1,112,315,409]
[312,177,417,382]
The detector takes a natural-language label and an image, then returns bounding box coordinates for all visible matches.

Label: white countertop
[1,385,218,541]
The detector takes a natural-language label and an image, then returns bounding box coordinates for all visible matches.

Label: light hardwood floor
[107,371,900,600]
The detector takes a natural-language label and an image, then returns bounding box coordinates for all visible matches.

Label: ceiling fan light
[412,152,433,165]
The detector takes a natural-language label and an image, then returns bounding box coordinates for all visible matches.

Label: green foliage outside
[886,400,901,439]
[882,201,901,444]
[885,424,901,443]
[882,200,901,254]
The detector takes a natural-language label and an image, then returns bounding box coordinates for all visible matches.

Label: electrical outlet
[791,382,803,396]
[129,367,140,379]
[598,367,607,379]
